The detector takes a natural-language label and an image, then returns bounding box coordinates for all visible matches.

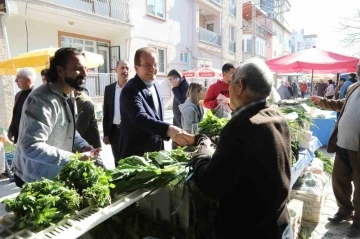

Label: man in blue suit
[119,47,189,160]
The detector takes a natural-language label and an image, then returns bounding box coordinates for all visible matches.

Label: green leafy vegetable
[2,179,80,230]
[198,111,229,137]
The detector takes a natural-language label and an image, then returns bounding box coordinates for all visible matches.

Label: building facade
[291,29,317,53]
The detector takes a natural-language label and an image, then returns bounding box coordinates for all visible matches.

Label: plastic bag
[305,158,324,174]
[0,128,15,153]
[213,94,232,118]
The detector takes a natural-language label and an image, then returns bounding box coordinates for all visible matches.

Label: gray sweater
[337,86,360,151]
[178,98,204,134]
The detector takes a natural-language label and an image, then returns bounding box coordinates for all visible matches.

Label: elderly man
[185,58,292,238]
[119,47,188,160]
[103,60,130,162]
[8,67,36,144]
[12,47,95,187]
[310,61,360,237]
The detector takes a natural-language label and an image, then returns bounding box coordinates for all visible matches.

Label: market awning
[182,67,222,79]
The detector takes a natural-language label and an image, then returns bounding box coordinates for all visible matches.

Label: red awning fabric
[182,67,222,78]
[266,48,360,73]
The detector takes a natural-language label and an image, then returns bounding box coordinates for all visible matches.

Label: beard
[65,76,86,91]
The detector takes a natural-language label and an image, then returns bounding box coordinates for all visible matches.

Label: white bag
[214,94,232,118]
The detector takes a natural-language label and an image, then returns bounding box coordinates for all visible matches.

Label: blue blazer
[118,74,170,160]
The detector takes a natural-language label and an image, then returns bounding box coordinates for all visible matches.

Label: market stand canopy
[182,67,222,79]
[266,48,360,73]
[0,48,104,75]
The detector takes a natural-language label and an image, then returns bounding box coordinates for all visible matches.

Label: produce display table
[0,189,158,239]
[290,136,322,188]
[310,111,337,146]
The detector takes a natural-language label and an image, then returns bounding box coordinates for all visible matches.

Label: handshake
[166,125,216,150]
[167,125,195,146]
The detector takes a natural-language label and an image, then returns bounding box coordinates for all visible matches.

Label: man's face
[15,75,30,90]
[135,52,158,82]
[41,76,47,84]
[59,54,88,91]
[115,61,130,83]
[223,68,235,84]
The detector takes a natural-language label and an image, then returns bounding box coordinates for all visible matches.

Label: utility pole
[251,2,256,57]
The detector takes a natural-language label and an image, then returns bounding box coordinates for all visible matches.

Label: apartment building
[0,0,243,126]
[291,29,317,53]
[241,0,291,62]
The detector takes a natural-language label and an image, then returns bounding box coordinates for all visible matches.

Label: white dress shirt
[148,84,160,116]
[113,83,122,125]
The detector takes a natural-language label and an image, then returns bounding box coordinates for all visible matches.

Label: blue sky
[287,0,359,56]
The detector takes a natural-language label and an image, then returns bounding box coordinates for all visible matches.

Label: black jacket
[172,79,189,128]
[102,82,117,138]
[192,101,292,238]
[119,75,170,159]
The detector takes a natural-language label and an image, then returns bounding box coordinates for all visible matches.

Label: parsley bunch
[2,179,80,230]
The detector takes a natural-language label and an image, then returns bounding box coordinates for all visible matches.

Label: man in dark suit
[8,67,36,144]
[119,47,189,160]
[103,60,130,162]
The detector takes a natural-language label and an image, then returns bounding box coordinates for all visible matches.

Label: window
[205,21,215,32]
[61,36,97,53]
[180,52,188,63]
[229,26,236,53]
[147,0,165,19]
[246,39,252,53]
[229,0,236,17]
[152,46,167,74]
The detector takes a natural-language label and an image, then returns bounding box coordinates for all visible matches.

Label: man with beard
[12,47,96,187]
[103,60,129,163]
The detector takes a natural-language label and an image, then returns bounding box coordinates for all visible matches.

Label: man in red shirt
[203,63,235,109]
[300,81,308,99]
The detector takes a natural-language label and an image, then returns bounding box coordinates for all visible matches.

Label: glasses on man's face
[139,64,158,70]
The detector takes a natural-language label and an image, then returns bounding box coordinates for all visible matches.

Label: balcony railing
[85,73,117,97]
[209,0,222,5]
[229,40,236,53]
[47,0,129,22]
[199,28,222,47]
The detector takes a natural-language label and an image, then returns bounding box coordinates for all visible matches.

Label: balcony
[242,52,266,62]
[86,73,117,97]
[229,40,236,53]
[199,28,222,47]
[42,0,129,23]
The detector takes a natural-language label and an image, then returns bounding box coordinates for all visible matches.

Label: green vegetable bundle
[315,150,334,176]
[109,148,190,194]
[2,179,81,230]
[55,157,114,208]
[198,110,229,137]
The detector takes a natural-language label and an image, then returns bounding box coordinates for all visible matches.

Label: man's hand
[170,78,180,89]
[221,97,230,104]
[103,136,110,145]
[82,145,94,152]
[7,132,13,142]
[310,96,321,105]
[79,148,100,161]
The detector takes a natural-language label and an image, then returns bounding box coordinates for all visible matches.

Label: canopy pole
[310,69,314,96]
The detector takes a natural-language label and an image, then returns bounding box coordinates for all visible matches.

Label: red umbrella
[182,67,222,78]
[266,48,360,73]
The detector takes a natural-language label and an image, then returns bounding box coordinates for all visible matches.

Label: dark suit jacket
[119,74,170,159]
[103,82,117,138]
[75,92,101,148]
[193,101,291,238]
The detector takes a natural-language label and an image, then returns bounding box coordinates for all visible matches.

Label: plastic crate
[290,186,325,223]
[287,199,303,239]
